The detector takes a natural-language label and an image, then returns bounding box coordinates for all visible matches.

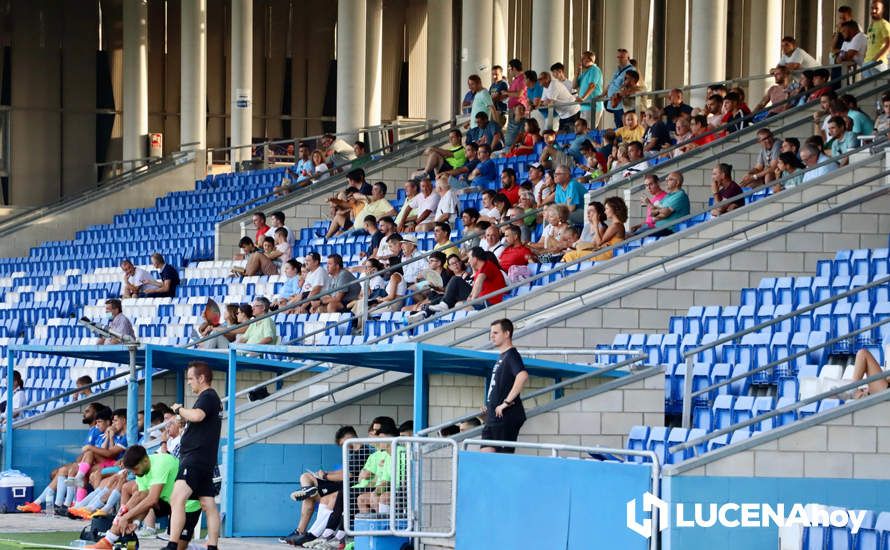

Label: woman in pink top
[630,174,667,235]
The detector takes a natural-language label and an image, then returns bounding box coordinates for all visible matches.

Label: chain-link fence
[343,436,457,539]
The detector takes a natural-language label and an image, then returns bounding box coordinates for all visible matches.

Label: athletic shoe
[54,504,69,516]
[68,507,94,520]
[135,525,160,538]
[428,302,449,313]
[84,539,113,549]
[302,538,333,549]
[90,508,109,518]
[290,486,318,501]
[16,502,41,513]
[283,532,316,546]
[279,528,301,543]
[318,539,344,549]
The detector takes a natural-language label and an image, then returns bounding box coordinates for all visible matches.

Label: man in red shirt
[498,225,533,273]
[468,247,506,307]
[690,115,716,147]
[252,212,270,245]
[499,168,521,205]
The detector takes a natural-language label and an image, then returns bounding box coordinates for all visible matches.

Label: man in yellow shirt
[865,0,890,76]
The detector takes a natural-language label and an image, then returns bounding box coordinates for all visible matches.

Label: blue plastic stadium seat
[646,427,669,465]
[712,395,735,430]
[627,425,650,463]
[666,428,689,464]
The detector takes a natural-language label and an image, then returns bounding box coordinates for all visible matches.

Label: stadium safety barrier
[343,436,458,539]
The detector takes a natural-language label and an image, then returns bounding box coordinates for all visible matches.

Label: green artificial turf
[0,532,82,549]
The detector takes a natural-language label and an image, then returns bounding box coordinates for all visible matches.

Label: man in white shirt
[539,71,582,133]
[431,175,459,227]
[399,237,426,284]
[777,36,819,69]
[403,177,440,231]
[120,259,161,298]
[838,20,868,66]
[295,252,330,313]
[265,211,295,249]
[800,143,839,185]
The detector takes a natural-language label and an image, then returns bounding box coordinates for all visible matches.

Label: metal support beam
[126,345,139,445]
[143,346,154,424]
[4,350,14,469]
[413,345,428,432]
[224,347,238,537]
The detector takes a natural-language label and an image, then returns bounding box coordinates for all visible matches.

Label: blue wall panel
[663,475,890,550]
[456,451,652,550]
[11,429,90,489]
[232,443,341,537]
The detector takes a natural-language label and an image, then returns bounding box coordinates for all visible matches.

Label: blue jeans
[609,109,624,128]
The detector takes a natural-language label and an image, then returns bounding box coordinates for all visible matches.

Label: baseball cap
[401,235,418,245]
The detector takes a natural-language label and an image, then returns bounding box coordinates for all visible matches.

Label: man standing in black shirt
[166,361,222,550]
[481,319,529,453]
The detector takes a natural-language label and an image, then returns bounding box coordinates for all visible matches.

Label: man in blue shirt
[547,165,587,224]
[468,75,495,129]
[575,51,603,128]
[606,48,634,128]
[468,144,499,188]
[566,118,591,164]
[650,171,690,236]
[489,65,509,115]
[524,70,545,123]
[294,142,313,182]
[465,112,504,151]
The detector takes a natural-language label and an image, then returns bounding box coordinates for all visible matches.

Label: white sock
[105,531,119,543]
[321,528,334,538]
[308,505,332,537]
[335,530,346,541]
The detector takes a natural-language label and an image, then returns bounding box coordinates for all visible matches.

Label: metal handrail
[415,352,647,436]
[690,316,890,402]
[670,367,890,455]
[215,119,450,218]
[582,61,883,200]
[0,150,194,234]
[427,144,890,345]
[684,275,890,361]
[194,135,886,356]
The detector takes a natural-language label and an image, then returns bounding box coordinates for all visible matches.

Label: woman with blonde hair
[564,196,628,262]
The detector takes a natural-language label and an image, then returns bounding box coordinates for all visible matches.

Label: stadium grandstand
[1,1,890,549]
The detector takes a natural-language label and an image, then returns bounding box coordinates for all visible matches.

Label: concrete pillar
[601,0,634,87]
[365,0,383,127]
[231,0,252,167]
[181,0,207,151]
[426,0,454,122]
[123,0,149,162]
[531,0,565,71]
[688,0,727,107]
[426,0,454,123]
[492,0,509,69]
[747,0,782,104]
[460,0,493,83]
[336,0,367,138]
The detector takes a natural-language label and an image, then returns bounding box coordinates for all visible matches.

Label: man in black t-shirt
[166,361,222,550]
[481,319,529,454]
[143,253,180,298]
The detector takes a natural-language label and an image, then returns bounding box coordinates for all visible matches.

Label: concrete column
[123,0,149,162]
[747,0,782,104]
[531,0,565,71]
[365,0,383,127]
[601,0,634,86]
[181,0,207,151]
[336,0,367,138]
[426,0,454,123]
[492,0,509,69]
[460,0,493,83]
[231,0,252,167]
[688,0,727,107]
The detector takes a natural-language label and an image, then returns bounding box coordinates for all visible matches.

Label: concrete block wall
[424,157,890,349]
[671,398,890,479]
[3,159,204,258]
[514,372,664,453]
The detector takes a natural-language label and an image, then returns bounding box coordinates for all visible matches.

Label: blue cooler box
[0,471,34,513]
[354,515,409,550]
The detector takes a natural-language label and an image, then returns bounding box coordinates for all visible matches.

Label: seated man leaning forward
[86,446,202,550]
